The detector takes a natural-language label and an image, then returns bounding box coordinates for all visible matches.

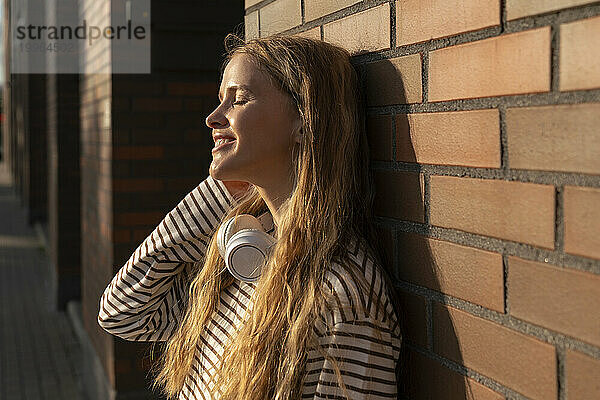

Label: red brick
[396,109,500,168]
[366,115,393,161]
[132,97,182,112]
[429,28,551,101]
[115,359,132,374]
[564,185,600,260]
[113,145,164,160]
[397,232,504,311]
[166,82,217,96]
[259,0,302,37]
[113,229,132,244]
[184,129,211,144]
[396,0,499,46]
[113,178,164,193]
[365,54,422,106]
[566,350,600,400]
[245,0,261,8]
[131,128,183,144]
[294,26,321,40]
[245,11,259,40]
[183,99,205,112]
[112,96,130,111]
[373,170,425,222]
[430,176,555,249]
[434,303,557,399]
[323,3,391,54]
[403,349,504,400]
[508,256,600,346]
[559,15,600,91]
[113,80,164,96]
[506,103,600,174]
[305,0,360,21]
[397,290,428,347]
[507,0,597,20]
[133,228,153,243]
[112,112,165,129]
[115,212,164,227]
[165,177,202,193]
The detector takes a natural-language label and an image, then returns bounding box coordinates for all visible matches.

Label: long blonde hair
[154,35,399,399]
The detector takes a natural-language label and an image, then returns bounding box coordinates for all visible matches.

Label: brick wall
[246,1,600,399]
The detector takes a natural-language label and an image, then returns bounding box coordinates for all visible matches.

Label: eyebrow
[218,84,253,101]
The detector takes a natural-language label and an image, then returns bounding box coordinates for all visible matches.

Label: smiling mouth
[212,138,236,153]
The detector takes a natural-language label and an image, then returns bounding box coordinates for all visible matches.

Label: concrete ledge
[67,300,117,400]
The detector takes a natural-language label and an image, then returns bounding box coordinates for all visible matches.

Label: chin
[209,160,245,182]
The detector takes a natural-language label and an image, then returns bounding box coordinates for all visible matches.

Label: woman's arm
[97,175,238,341]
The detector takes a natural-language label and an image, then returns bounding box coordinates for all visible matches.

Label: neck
[254,178,294,232]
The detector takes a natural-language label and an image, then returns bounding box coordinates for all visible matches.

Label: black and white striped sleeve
[98,175,236,342]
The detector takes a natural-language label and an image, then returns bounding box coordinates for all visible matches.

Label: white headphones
[216,214,276,282]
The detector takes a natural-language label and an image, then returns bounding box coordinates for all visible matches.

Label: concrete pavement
[0,163,85,400]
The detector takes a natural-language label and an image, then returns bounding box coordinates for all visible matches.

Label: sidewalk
[0,163,85,400]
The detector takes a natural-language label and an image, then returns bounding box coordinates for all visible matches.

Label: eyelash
[233,100,247,106]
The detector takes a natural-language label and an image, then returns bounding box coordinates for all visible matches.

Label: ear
[292,117,303,144]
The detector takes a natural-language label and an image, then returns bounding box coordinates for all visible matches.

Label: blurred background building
[2,1,243,398]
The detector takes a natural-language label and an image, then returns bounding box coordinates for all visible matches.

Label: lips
[212,133,237,153]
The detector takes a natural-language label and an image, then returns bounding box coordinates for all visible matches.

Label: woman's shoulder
[319,236,401,336]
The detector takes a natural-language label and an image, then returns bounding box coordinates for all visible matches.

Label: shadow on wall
[360,59,473,400]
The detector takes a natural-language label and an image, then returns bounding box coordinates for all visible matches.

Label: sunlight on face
[205,54,301,189]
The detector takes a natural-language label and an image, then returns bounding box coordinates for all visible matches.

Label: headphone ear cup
[217,215,264,258]
[217,214,275,282]
[225,229,276,282]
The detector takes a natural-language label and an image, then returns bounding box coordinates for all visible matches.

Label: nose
[205,104,229,129]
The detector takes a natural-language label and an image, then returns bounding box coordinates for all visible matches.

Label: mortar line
[257,9,261,38]
[557,344,566,400]
[498,106,508,173]
[396,280,600,359]
[500,0,507,33]
[551,22,561,92]
[404,342,530,400]
[425,297,433,350]
[421,51,429,104]
[423,173,430,227]
[245,0,277,15]
[390,224,399,282]
[389,0,397,50]
[375,216,600,275]
[503,254,509,315]
[555,185,565,253]
[390,112,397,162]
[365,89,600,116]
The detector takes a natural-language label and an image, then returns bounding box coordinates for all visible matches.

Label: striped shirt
[98,175,402,399]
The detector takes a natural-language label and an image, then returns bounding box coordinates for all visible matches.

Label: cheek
[235,112,294,151]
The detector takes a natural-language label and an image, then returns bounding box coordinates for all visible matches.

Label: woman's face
[206,53,301,188]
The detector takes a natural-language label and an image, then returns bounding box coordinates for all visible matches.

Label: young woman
[99,35,402,399]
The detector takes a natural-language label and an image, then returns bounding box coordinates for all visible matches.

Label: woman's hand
[223,180,251,201]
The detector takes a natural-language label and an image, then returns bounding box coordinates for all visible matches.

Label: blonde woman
[99,35,402,399]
